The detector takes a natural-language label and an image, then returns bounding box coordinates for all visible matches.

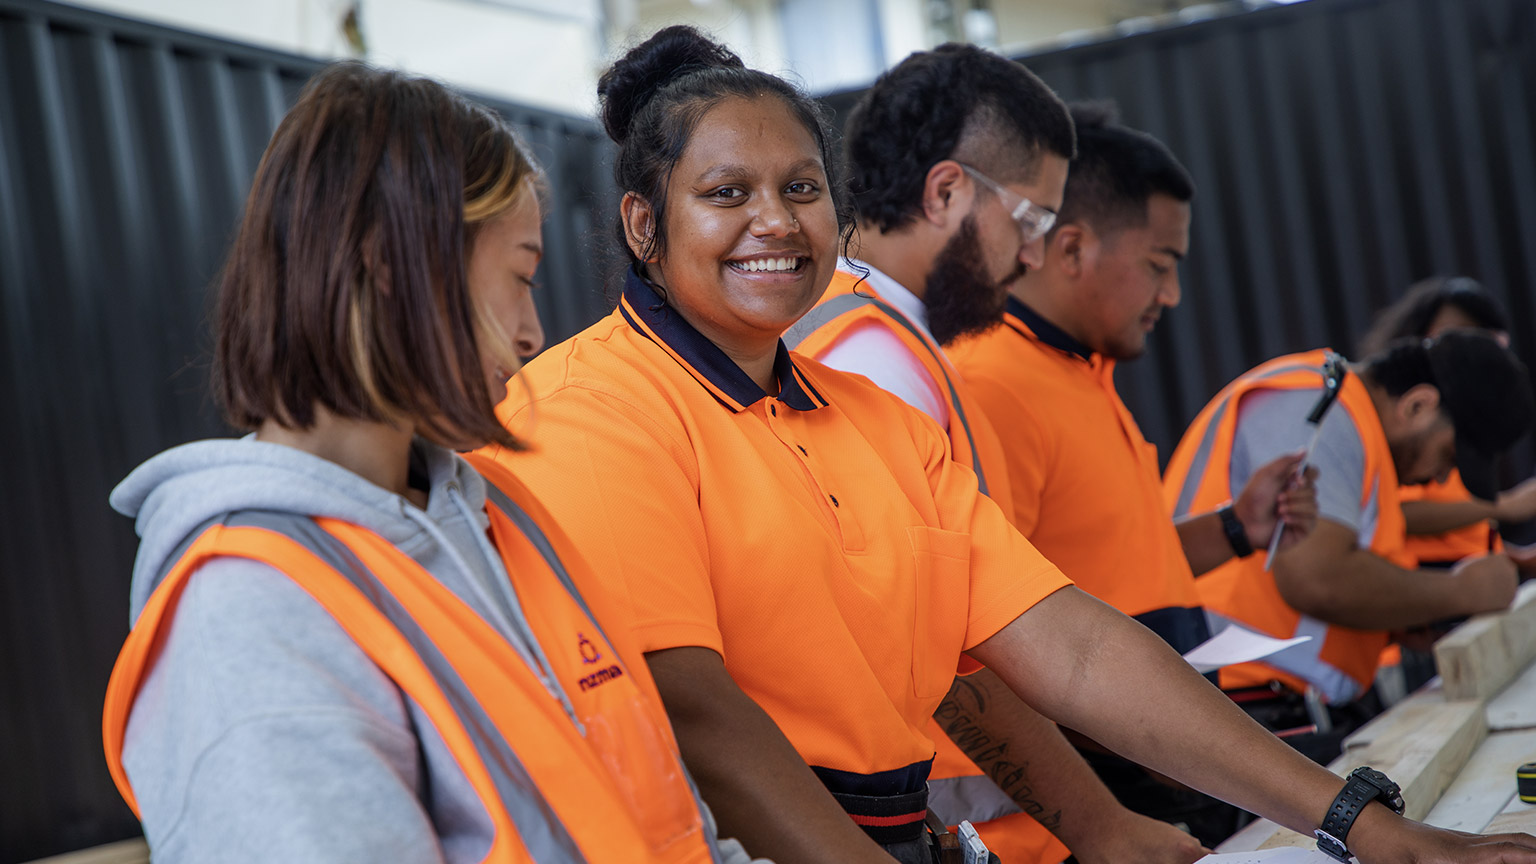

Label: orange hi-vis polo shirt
[1163,350,1413,702]
[785,271,1065,864]
[948,297,1208,653]
[482,269,1072,814]
[1400,470,1501,565]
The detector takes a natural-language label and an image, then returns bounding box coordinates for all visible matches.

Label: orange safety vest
[785,269,1015,515]
[1401,470,1501,565]
[786,269,1065,864]
[1163,350,1414,702]
[103,458,718,864]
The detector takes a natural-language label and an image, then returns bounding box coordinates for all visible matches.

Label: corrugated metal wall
[1026,0,1536,461]
[0,2,617,859]
[5,0,1535,858]
[828,0,1536,461]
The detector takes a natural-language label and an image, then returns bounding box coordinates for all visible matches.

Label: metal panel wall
[1024,0,1536,461]
[0,2,617,858]
[827,0,1536,462]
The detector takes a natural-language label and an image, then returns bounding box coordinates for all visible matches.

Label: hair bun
[598,25,744,145]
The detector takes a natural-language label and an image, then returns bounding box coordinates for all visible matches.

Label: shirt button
[829,494,840,507]
[797,445,808,456]
[770,403,778,416]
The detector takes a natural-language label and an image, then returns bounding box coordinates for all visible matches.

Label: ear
[620,191,658,263]
[1397,383,1443,431]
[920,160,970,229]
[1052,223,1088,278]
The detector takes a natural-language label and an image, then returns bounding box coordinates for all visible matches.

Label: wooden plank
[1217,816,1287,853]
[1484,793,1536,834]
[1423,728,1536,831]
[1341,681,1444,751]
[1436,581,1536,702]
[1488,661,1536,731]
[1332,699,1486,821]
[1220,585,1536,854]
[1222,699,1487,851]
[22,839,148,864]
[1256,827,1316,851]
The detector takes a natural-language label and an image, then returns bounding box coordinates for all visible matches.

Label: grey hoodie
[110,437,752,863]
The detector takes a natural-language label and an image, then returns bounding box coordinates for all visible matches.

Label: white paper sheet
[1182,623,1311,673]
[1198,847,1336,864]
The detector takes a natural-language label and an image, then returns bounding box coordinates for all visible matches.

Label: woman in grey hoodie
[101,62,745,864]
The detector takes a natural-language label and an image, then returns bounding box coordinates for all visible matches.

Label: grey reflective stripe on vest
[926,774,1022,826]
[244,511,591,864]
[151,510,588,864]
[785,294,990,495]
[782,293,869,350]
[1204,610,1360,703]
[1170,360,1330,519]
[480,482,726,864]
[482,483,609,646]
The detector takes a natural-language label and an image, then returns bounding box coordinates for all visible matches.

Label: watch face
[1350,767,1405,816]
[1356,768,1405,813]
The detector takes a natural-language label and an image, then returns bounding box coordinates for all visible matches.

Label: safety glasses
[959,163,1057,243]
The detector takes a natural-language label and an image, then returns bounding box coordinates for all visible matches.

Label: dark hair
[844,43,1075,234]
[1357,275,1511,357]
[598,25,853,269]
[1361,338,1440,398]
[1363,332,1534,496]
[214,62,540,450]
[1052,101,1193,237]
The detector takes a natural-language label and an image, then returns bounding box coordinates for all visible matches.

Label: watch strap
[1315,767,1405,862]
[1219,504,1255,558]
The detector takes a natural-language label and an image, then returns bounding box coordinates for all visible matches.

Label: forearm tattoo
[934,675,1063,831]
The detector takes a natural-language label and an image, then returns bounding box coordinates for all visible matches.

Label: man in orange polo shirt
[943,105,1317,842]
[784,52,1088,862]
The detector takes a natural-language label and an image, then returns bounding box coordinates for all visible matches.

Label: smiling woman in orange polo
[479,25,1073,864]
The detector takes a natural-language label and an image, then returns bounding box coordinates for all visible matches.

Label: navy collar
[617,267,828,413]
[1006,296,1094,362]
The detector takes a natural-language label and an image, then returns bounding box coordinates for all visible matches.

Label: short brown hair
[214,62,540,449]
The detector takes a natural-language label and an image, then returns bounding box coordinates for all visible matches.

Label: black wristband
[1315,767,1405,862]
[1219,504,1255,558]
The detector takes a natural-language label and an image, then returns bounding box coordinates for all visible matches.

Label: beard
[1390,425,1437,486]
[1102,322,1152,363]
[924,215,1027,346]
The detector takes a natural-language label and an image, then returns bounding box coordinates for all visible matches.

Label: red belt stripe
[848,810,926,828]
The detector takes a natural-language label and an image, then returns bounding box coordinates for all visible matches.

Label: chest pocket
[907,526,973,700]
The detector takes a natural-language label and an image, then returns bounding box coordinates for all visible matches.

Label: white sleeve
[816,322,951,429]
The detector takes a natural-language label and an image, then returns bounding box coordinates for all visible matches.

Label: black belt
[829,787,930,845]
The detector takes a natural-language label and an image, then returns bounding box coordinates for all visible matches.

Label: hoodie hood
[111,436,489,620]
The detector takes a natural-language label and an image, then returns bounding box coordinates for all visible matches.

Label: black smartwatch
[1218,504,1254,558]
[1315,766,1405,862]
